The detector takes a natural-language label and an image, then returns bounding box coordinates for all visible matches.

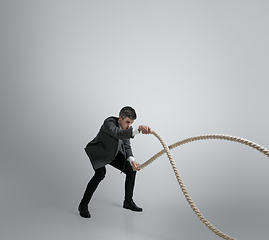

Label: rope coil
[137,131,269,240]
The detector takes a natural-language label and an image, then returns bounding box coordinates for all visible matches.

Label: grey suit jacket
[85,116,134,170]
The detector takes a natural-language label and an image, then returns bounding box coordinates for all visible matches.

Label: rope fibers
[136,131,269,240]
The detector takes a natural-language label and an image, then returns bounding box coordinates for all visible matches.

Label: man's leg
[109,153,142,212]
[79,166,106,218]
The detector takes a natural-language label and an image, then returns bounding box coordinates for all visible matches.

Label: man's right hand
[138,125,152,134]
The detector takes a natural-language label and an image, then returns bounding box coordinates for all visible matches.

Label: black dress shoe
[123,200,143,212]
[78,204,91,218]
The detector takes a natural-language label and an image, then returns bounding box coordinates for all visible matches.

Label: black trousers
[80,152,137,205]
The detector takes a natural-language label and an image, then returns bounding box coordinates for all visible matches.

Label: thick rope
[137,132,269,240]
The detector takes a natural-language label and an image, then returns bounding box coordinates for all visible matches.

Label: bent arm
[101,117,133,140]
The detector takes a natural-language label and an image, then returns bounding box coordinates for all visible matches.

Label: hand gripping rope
[135,131,269,240]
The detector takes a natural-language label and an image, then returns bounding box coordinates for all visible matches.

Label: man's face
[118,116,134,130]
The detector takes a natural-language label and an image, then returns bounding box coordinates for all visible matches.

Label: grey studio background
[1,1,269,240]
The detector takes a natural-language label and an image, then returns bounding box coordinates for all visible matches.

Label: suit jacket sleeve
[101,117,133,140]
[123,139,134,158]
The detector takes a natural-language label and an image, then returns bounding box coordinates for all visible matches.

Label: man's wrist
[132,128,140,137]
[127,156,135,163]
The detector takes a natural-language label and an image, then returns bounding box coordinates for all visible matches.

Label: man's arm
[101,117,133,140]
[128,125,152,171]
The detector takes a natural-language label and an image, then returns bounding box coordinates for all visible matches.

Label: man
[79,106,151,218]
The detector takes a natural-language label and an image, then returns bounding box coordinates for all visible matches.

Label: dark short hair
[119,106,137,120]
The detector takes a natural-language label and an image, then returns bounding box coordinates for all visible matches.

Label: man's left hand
[131,161,140,171]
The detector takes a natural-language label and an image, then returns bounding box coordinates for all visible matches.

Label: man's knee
[125,166,136,178]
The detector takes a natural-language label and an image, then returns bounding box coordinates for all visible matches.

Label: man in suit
[78,106,151,218]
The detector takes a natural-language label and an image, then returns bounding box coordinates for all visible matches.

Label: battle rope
[136,131,269,240]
